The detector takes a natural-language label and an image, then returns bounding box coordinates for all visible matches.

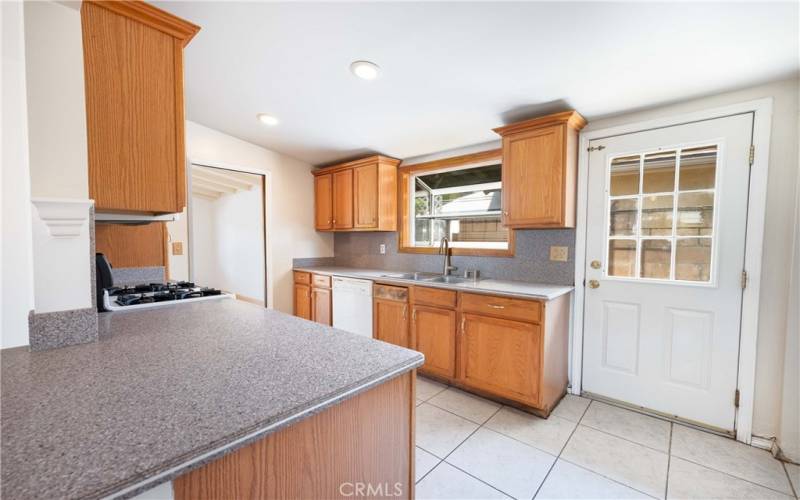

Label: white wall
[23,1,88,199]
[583,77,800,457]
[1,0,35,348]
[190,196,216,288]
[184,121,334,313]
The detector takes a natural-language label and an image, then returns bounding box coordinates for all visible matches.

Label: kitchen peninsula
[0,300,422,499]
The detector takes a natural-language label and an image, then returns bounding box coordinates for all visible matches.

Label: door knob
[590,260,602,269]
[588,280,600,289]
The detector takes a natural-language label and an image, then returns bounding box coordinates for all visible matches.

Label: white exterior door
[582,113,753,432]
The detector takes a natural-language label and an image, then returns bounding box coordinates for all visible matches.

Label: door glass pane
[676,238,712,282]
[610,155,640,196]
[641,195,673,236]
[643,151,676,193]
[677,192,714,236]
[608,239,636,277]
[680,146,717,191]
[640,239,671,279]
[609,199,638,236]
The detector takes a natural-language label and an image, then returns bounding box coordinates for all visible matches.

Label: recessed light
[350,60,380,80]
[257,113,279,126]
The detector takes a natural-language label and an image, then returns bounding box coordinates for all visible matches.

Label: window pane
[608,239,636,277]
[641,195,673,236]
[609,199,638,236]
[610,155,640,196]
[641,239,671,279]
[676,238,712,282]
[643,151,676,193]
[450,217,508,243]
[680,146,717,191]
[677,192,714,236]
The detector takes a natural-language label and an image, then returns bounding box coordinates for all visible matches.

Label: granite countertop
[295,266,574,300]
[0,299,423,500]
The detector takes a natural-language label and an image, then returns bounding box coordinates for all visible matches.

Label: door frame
[571,98,773,445]
[186,158,272,308]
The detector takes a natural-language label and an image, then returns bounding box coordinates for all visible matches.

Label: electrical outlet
[171,242,183,256]
[379,244,386,255]
[550,246,568,262]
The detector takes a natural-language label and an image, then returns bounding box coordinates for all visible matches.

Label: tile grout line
[781,462,798,499]
[664,422,673,500]
[671,455,797,497]
[424,398,501,426]
[578,421,672,455]
[530,398,593,499]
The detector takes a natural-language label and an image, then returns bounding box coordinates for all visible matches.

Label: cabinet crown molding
[31,198,94,238]
[493,110,587,136]
[312,155,401,176]
[81,0,200,45]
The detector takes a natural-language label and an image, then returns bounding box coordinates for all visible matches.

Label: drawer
[293,271,311,285]
[312,274,331,288]
[374,284,408,302]
[460,292,542,323]
[412,286,457,308]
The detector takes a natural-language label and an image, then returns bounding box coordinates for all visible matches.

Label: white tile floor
[414,376,799,500]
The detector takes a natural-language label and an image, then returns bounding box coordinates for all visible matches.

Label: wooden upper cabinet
[81,1,199,214]
[494,111,586,228]
[314,174,333,230]
[332,169,353,230]
[312,156,400,232]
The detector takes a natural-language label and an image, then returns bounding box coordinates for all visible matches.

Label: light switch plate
[172,241,183,256]
[379,244,386,255]
[550,246,568,262]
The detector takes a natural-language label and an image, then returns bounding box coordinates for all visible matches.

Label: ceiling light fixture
[350,60,380,80]
[257,113,279,126]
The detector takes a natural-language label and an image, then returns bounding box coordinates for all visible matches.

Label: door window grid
[605,145,718,283]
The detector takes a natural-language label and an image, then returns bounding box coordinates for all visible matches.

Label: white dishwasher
[332,277,373,338]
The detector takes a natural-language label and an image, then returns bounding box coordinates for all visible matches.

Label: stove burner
[110,282,224,307]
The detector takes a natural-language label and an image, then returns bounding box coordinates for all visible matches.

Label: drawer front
[374,284,408,302]
[413,286,457,308]
[293,271,311,285]
[460,293,542,323]
[312,274,331,288]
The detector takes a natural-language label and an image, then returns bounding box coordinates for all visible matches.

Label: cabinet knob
[503,211,509,216]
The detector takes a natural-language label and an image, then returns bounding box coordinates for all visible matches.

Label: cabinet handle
[412,309,417,322]
[503,211,509,216]
[487,304,506,309]
[402,305,407,321]
[460,316,465,335]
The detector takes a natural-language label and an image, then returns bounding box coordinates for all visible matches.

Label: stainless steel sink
[379,272,439,281]
[423,276,471,284]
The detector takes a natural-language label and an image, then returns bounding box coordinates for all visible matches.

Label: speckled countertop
[295,266,574,300]
[0,299,423,500]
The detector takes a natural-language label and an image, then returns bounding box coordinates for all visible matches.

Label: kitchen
[2,1,799,499]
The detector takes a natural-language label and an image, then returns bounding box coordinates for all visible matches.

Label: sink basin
[380,272,439,281]
[423,276,471,284]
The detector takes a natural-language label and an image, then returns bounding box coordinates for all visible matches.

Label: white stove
[101,281,234,312]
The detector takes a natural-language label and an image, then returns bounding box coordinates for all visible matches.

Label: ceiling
[191,165,260,200]
[157,2,799,166]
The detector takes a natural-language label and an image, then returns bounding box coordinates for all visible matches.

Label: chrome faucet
[439,237,458,276]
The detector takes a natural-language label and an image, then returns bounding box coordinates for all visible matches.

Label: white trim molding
[572,98,774,445]
[31,197,94,238]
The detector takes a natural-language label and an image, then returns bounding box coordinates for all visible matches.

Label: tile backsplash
[333,229,575,285]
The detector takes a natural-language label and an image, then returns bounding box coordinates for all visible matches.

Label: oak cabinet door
[502,124,565,227]
[353,164,379,229]
[413,306,457,379]
[374,298,409,348]
[333,169,354,229]
[314,174,333,230]
[293,283,311,320]
[459,313,541,406]
[311,287,332,326]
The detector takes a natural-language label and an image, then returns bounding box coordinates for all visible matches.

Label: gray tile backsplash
[333,229,575,285]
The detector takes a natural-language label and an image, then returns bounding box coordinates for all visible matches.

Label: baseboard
[751,435,779,456]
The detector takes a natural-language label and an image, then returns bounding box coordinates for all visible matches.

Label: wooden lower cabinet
[293,272,331,325]
[373,285,410,348]
[173,371,415,500]
[459,313,541,406]
[293,283,311,320]
[412,305,457,379]
[311,287,332,326]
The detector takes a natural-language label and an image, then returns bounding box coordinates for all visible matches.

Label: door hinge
[734,389,740,408]
[587,145,606,152]
[741,270,748,289]
[749,145,755,166]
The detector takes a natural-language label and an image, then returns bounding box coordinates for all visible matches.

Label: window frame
[398,149,515,257]
[602,140,723,287]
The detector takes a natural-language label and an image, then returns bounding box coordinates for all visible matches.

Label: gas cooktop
[102,281,233,311]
